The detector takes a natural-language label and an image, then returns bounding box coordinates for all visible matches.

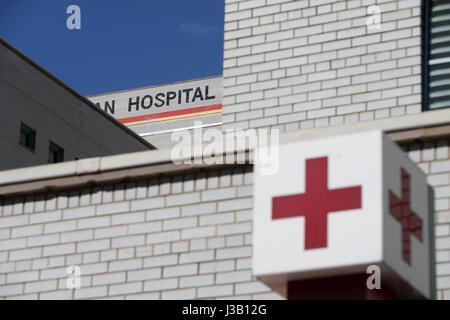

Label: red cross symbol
[389,169,423,265]
[272,157,362,250]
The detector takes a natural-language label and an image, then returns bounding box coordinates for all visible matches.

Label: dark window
[48,141,64,163]
[19,122,36,152]
[424,0,450,110]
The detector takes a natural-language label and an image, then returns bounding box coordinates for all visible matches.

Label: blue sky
[0,0,224,95]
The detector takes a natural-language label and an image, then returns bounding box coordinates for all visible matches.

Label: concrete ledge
[0,162,253,197]
[99,149,174,172]
[388,124,450,144]
[0,161,78,187]
[280,108,450,145]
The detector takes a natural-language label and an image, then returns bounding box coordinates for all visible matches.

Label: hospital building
[0,0,450,300]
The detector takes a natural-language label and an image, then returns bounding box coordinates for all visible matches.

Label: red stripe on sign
[118,104,223,124]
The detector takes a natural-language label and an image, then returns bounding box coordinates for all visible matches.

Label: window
[48,141,64,163]
[424,0,450,110]
[19,122,36,151]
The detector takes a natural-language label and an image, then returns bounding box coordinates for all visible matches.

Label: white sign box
[253,130,434,299]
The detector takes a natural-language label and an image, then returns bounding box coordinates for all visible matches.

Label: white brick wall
[0,167,280,300]
[222,0,423,131]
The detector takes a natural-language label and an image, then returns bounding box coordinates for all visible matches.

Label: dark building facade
[0,39,154,171]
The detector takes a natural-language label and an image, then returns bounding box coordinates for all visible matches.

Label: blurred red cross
[389,169,423,265]
[272,157,362,250]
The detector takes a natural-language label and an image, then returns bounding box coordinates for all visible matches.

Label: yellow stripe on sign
[125,109,221,127]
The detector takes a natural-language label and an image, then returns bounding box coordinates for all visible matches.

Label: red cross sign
[272,157,362,250]
[253,132,433,299]
[389,168,423,265]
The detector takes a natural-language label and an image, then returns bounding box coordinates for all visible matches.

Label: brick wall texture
[0,167,283,300]
[222,0,423,131]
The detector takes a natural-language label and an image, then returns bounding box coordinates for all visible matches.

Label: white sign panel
[382,135,432,298]
[253,130,433,298]
[88,76,222,125]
